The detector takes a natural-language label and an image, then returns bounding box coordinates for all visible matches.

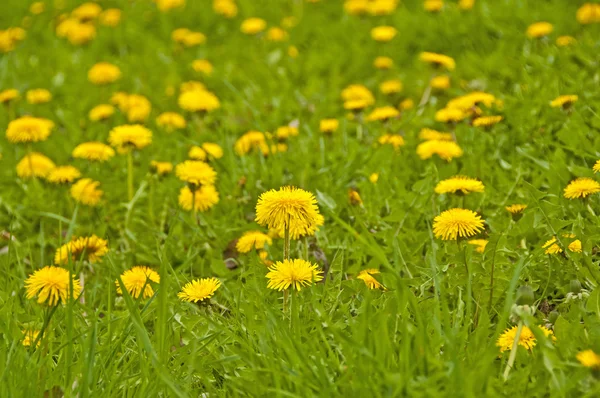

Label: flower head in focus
[116,266,160,299]
[178,278,221,302]
[433,208,485,240]
[25,266,81,306]
[266,259,323,291]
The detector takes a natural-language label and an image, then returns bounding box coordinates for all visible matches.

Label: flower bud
[516,285,535,306]
[569,280,582,294]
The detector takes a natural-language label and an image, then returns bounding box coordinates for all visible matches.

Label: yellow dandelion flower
[459,0,474,10]
[0,88,19,103]
[30,2,45,14]
[506,204,527,214]
[577,350,600,369]
[526,22,553,38]
[150,160,173,176]
[357,269,385,290]
[192,59,213,75]
[188,146,207,161]
[26,89,52,104]
[275,126,299,140]
[171,28,205,47]
[178,277,221,302]
[108,124,152,152]
[447,91,497,110]
[17,152,55,179]
[348,189,363,206]
[369,173,379,184]
[46,165,81,184]
[266,27,288,42]
[344,98,370,111]
[234,131,269,155]
[156,112,186,131]
[54,235,109,265]
[550,95,578,109]
[72,2,102,21]
[72,142,115,162]
[266,259,323,291]
[25,266,81,306]
[435,107,467,123]
[202,142,223,159]
[424,0,443,12]
[378,134,405,150]
[564,177,600,199]
[419,52,455,70]
[569,239,582,253]
[175,160,217,186]
[379,79,403,95]
[593,160,600,173]
[366,106,400,122]
[542,237,562,255]
[344,0,369,15]
[320,119,339,134]
[116,266,160,299]
[255,186,322,235]
[22,329,41,347]
[156,0,186,12]
[236,231,273,253]
[87,62,121,85]
[419,128,453,141]
[341,84,375,105]
[213,0,238,18]
[577,3,600,25]
[430,75,450,90]
[468,239,488,253]
[88,104,115,121]
[496,326,555,353]
[371,26,396,42]
[241,18,266,35]
[178,185,219,212]
[416,140,463,161]
[473,115,503,127]
[178,89,220,113]
[6,116,54,143]
[433,208,485,240]
[373,56,393,70]
[399,98,414,111]
[99,9,121,26]
[435,176,484,195]
[124,94,152,123]
[288,45,299,58]
[70,178,103,206]
[556,36,576,47]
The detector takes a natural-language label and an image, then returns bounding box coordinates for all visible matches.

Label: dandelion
[22,329,41,347]
[366,106,400,122]
[380,79,403,95]
[468,239,488,253]
[320,119,339,134]
[6,116,54,143]
[348,189,362,206]
[542,237,562,255]
[0,88,19,103]
[569,240,582,253]
[116,266,160,299]
[236,231,273,253]
[577,3,600,25]
[378,134,405,150]
[266,27,288,42]
[178,278,221,302]
[419,52,455,70]
[70,178,103,206]
[435,176,484,195]
[526,22,553,38]
[192,59,213,75]
[435,107,467,123]
[459,0,474,10]
[54,235,109,265]
[357,269,385,290]
[341,84,375,107]
[399,98,414,111]
[46,165,81,184]
[25,266,81,306]
[176,160,217,187]
[496,325,555,353]
[202,142,224,159]
[424,0,443,12]
[156,112,187,131]
[234,131,269,155]
[430,75,450,90]
[419,128,453,141]
[369,173,379,184]
[72,2,102,21]
[563,178,600,199]
[288,45,299,58]
[373,56,393,70]
[156,0,186,12]
[87,62,121,85]
[416,140,463,161]
[188,146,207,161]
[150,161,173,176]
[108,124,152,153]
[593,160,600,173]
[178,185,219,212]
[26,89,52,104]
[371,26,396,42]
[89,104,115,121]
[17,152,55,179]
[275,126,299,140]
[99,9,121,26]
[172,28,206,47]
[178,89,220,113]
[550,95,578,109]
[72,142,115,162]
[556,36,576,47]
[266,259,323,291]
[577,350,600,369]
[433,208,485,240]
[241,18,267,35]
[473,115,503,127]
[214,0,238,18]
[123,94,152,123]
[255,186,321,236]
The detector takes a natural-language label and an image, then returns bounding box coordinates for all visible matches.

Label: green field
[2,0,600,396]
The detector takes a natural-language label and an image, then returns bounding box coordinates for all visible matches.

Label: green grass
[2,0,600,396]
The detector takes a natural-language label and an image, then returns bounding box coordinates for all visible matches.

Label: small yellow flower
[458,0,474,10]
[288,45,299,58]
[176,160,217,186]
[192,59,213,75]
[72,2,102,21]
[202,142,224,159]
[172,28,206,47]
[348,189,363,206]
[6,116,54,143]
[46,165,81,184]
[577,3,600,25]
[109,124,153,153]
[25,266,81,306]
[241,18,267,35]
[468,239,488,253]
[29,2,45,14]
[564,177,600,199]
[156,112,187,131]
[473,115,503,127]
[0,88,19,103]
[416,140,463,161]
[496,326,555,353]
[89,104,115,121]
[156,0,186,12]
[435,107,467,123]
[88,62,121,85]
[341,84,375,106]
[419,52,455,70]
[178,185,219,212]
[379,79,403,95]
[22,329,41,347]
[357,269,385,290]
[236,231,273,253]
[178,89,220,112]
[378,133,405,150]
[505,204,527,215]
[556,36,576,47]
[266,259,323,291]
[150,160,173,176]
[433,208,485,240]
[419,128,453,141]
[17,152,55,179]
[577,350,600,369]
[72,142,115,162]
[435,176,484,195]
[55,235,109,265]
[256,186,322,235]
[369,173,379,184]
[568,239,582,253]
[550,95,578,109]
[214,0,238,18]
[116,266,160,299]
[234,131,269,155]
[373,56,393,70]
[266,27,288,42]
[320,119,339,134]
[526,22,553,38]
[593,160,600,174]
[26,89,52,104]
[70,178,103,206]
[424,0,443,12]
[371,26,396,42]
[366,106,400,122]
[399,98,414,110]
[178,278,221,302]
[542,237,562,255]
[275,126,299,140]
[430,75,450,90]
[99,9,121,26]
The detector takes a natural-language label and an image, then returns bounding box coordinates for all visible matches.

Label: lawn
[1,0,600,396]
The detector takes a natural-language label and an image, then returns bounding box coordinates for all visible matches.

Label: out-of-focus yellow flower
[192,59,213,75]
[380,79,403,95]
[202,142,223,159]
[320,119,339,134]
[236,231,273,253]
[26,89,52,104]
[417,140,463,161]
[435,107,468,123]
[0,27,26,53]
[22,329,41,347]
[577,350,600,369]
[156,112,186,131]
[213,0,238,18]
[593,160,600,174]
[577,3,600,24]
[180,81,206,93]
[431,75,450,90]
[399,98,414,110]
[156,0,186,12]
[378,133,405,150]
[99,9,122,26]
[420,52,455,70]
[89,104,115,121]
[17,152,55,179]
[424,0,443,12]
[241,18,267,35]
[72,2,102,21]
[369,173,379,184]
[367,106,400,122]
[266,27,288,42]
[6,116,54,143]
[435,176,484,195]
[88,62,121,85]
[121,94,152,122]
[348,189,362,206]
[419,128,453,141]
[178,185,219,212]
[178,89,220,112]
[556,36,576,47]
[73,142,115,162]
[472,115,503,127]
[568,239,582,253]
[0,88,19,103]
[70,178,103,206]
[276,126,299,140]
[150,160,173,176]
[526,22,553,38]
[458,0,474,10]
[176,160,217,187]
[56,19,96,45]
[235,131,269,155]
[550,95,578,109]
[281,16,297,29]
[47,165,81,184]
[368,0,398,15]
[30,2,45,14]
[109,124,153,153]
[288,45,299,58]
[373,56,393,69]
[371,26,396,42]
[172,28,206,47]
[344,0,369,15]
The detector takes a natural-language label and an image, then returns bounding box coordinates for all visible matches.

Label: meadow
[1,0,600,396]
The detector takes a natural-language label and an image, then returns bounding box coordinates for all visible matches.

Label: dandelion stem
[148,176,155,224]
[284,222,290,261]
[127,151,134,201]
[283,289,289,313]
[503,321,523,381]
[192,187,197,225]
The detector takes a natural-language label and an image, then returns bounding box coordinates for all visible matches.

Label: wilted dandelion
[357,269,385,290]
